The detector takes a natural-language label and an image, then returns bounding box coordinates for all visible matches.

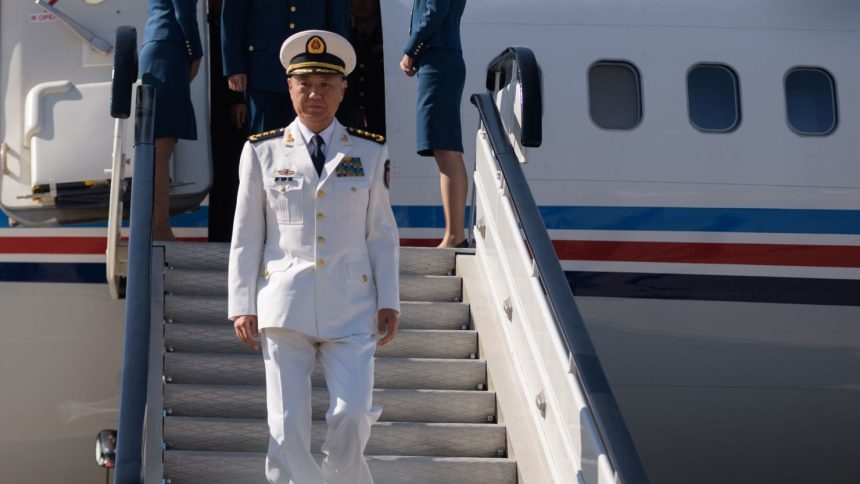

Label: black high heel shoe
[454,239,470,249]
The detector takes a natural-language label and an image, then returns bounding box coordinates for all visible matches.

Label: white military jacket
[227,119,400,338]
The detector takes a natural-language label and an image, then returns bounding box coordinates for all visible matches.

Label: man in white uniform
[228,30,399,484]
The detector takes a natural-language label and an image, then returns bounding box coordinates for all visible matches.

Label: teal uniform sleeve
[171,0,203,60]
[403,0,450,59]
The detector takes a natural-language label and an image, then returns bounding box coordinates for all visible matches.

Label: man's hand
[377,308,399,346]
[234,315,260,350]
[228,73,248,92]
[190,59,201,82]
[399,54,416,77]
[230,103,247,130]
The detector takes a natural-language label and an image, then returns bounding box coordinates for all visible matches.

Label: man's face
[288,74,347,128]
[351,0,378,21]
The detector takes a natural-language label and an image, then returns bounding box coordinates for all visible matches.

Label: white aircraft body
[1,0,858,482]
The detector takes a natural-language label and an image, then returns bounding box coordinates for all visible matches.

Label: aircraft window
[687,64,740,132]
[588,61,642,130]
[785,68,838,136]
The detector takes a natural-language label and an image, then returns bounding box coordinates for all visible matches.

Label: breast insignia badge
[336,156,364,177]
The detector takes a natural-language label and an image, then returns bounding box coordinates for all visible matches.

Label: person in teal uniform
[140,0,203,240]
[221,0,350,134]
[400,0,468,248]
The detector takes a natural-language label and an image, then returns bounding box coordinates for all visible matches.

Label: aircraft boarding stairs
[151,242,517,483]
[113,42,647,484]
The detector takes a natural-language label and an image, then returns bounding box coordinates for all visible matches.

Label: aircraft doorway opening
[204,0,387,242]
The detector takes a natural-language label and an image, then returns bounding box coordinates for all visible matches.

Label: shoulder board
[248,128,286,143]
[347,127,385,144]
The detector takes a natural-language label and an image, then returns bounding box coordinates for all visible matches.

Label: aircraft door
[0,0,211,226]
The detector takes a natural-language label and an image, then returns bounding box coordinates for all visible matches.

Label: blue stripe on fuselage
[2,205,859,234]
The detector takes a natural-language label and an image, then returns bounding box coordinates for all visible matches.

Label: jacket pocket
[336,177,371,220]
[267,178,304,224]
[262,258,294,280]
[346,259,374,285]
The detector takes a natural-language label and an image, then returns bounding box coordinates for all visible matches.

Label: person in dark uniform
[207,0,248,242]
[221,0,351,135]
[347,0,386,136]
[140,0,203,240]
[400,0,468,248]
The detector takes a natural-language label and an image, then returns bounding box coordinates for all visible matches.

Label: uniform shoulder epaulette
[347,127,385,144]
[248,128,286,143]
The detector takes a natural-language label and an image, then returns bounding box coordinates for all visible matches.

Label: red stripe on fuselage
[0,236,207,254]
[403,238,860,267]
[553,240,860,268]
[0,237,856,268]
[0,237,106,254]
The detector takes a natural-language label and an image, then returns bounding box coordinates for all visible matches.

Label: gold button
[317,258,325,267]
[263,269,269,278]
[316,212,325,221]
[350,186,357,192]
[362,274,368,282]
[279,186,286,193]
[290,5,296,12]
[317,189,325,198]
[248,45,255,52]
[317,236,325,244]
[289,22,296,29]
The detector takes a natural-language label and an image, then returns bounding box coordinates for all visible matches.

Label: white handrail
[106,116,127,298]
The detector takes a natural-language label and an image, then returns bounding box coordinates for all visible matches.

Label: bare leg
[433,149,468,248]
[153,137,177,241]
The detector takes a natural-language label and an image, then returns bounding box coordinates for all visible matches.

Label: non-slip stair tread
[161,242,458,276]
[164,385,496,423]
[163,451,517,484]
[164,417,507,457]
[164,271,462,302]
[164,353,487,390]
[165,325,478,358]
[165,296,471,329]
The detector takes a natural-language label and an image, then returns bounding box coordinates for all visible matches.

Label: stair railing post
[114,84,156,484]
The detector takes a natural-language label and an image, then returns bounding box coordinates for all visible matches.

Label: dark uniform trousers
[221,0,350,134]
[347,22,386,136]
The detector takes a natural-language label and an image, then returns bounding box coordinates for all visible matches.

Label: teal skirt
[415,48,465,156]
[139,41,197,140]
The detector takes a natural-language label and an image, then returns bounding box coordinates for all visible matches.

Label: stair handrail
[113,83,157,483]
[471,47,649,484]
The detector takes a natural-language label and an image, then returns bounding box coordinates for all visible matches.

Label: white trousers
[262,328,381,484]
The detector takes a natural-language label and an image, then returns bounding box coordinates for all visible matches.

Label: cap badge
[307,36,326,55]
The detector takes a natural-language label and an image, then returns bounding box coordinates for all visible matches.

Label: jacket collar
[282,119,352,186]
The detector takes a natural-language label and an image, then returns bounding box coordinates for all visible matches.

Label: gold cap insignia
[307,36,325,55]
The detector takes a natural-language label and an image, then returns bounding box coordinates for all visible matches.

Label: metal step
[164,385,496,423]
[164,270,462,302]
[161,242,458,276]
[164,353,487,390]
[164,417,508,458]
[165,325,478,359]
[163,451,517,484]
[165,296,471,330]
